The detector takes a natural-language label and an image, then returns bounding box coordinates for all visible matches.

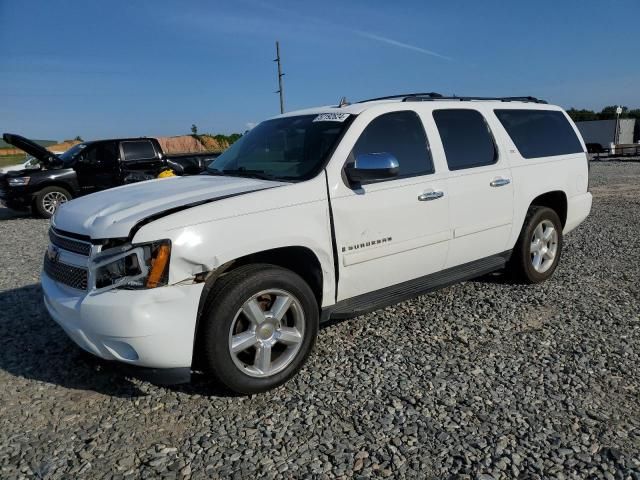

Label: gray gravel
[1,162,639,479]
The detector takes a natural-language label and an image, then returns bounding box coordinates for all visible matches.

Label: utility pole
[614,105,622,145]
[274,41,285,114]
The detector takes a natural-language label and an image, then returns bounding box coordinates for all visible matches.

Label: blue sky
[1,0,639,140]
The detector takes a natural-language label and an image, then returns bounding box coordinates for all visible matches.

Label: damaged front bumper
[42,271,204,370]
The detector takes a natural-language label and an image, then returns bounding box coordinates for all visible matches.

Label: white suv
[42,93,592,393]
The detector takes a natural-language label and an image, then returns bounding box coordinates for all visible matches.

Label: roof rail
[404,95,547,104]
[356,93,547,104]
[356,92,443,103]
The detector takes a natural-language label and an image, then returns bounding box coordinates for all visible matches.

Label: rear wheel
[508,206,563,283]
[34,186,71,218]
[199,264,319,394]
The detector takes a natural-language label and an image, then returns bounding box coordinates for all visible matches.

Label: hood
[52,174,286,239]
[0,163,36,174]
[2,133,60,167]
[4,167,44,177]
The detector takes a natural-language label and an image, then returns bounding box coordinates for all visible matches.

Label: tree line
[566,106,640,122]
[191,124,242,146]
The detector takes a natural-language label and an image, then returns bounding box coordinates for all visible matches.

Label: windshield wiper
[207,168,275,180]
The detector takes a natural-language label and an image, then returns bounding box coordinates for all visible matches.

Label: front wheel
[199,264,319,394]
[508,206,563,283]
[34,186,71,218]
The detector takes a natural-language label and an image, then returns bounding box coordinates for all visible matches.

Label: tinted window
[351,111,433,180]
[433,109,497,170]
[83,142,119,167]
[122,140,157,161]
[494,109,583,158]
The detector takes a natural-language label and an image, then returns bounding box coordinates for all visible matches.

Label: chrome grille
[49,229,92,256]
[43,255,88,291]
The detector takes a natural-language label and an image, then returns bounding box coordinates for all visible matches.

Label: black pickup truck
[0,134,219,218]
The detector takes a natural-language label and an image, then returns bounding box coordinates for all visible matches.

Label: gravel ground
[0,162,639,479]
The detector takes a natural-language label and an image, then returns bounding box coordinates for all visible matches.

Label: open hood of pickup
[2,133,61,167]
[52,174,287,239]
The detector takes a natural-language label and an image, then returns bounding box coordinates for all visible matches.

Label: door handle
[490,178,511,187]
[418,190,444,201]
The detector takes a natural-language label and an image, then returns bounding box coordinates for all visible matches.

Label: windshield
[207,114,352,181]
[58,143,88,166]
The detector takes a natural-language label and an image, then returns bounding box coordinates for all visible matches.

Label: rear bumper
[42,272,204,369]
[564,192,592,234]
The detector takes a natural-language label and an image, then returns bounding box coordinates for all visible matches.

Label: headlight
[8,177,30,186]
[90,240,171,292]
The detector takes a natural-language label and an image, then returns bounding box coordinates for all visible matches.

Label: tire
[508,206,563,283]
[34,186,71,218]
[199,264,319,394]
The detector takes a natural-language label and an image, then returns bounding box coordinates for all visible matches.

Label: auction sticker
[313,113,351,122]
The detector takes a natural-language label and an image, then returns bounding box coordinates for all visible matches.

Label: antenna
[274,41,285,114]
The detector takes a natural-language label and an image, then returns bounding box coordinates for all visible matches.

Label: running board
[323,251,511,321]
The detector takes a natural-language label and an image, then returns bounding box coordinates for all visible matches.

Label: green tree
[74,135,84,142]
[191,124,198,136]
[598,106,629,120]
[627,109,640,119]
[566,108,597,122]
[228,133,242,144]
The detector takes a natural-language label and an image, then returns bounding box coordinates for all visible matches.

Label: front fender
[132,176,336,307]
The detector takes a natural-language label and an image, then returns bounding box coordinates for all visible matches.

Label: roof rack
[356,93,547,104]
[404,95,547,104]
[356,92,443,103]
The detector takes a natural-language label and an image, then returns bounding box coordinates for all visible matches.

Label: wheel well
[229,247,323,304]
[530,191,567,227]
[32,183,75,200]
[192,246,324,370]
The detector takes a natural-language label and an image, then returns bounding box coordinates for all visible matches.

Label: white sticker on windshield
[313,113,351,122]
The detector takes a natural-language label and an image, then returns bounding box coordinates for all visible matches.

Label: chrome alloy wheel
[228,289,305,378]
[530,219,558,273]
[42,191,68,215]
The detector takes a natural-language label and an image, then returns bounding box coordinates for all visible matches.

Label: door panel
[331,177,450,300]
[430,108,514,268]
[445,167,514,267]
[74,142,119,192]
[328,109,452,301]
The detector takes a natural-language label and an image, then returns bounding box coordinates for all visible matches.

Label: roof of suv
[277,93,558,119]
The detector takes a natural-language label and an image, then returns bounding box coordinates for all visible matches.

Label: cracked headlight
[91,240,171,292]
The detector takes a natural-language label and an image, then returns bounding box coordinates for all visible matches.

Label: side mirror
[345,152,399,183]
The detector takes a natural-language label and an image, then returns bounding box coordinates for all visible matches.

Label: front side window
[122,141,157,161]
[350,111,433,181]
[494,109,584,159]
[83,142,119,168]
[208,114,351,181]
[433,109,497,171]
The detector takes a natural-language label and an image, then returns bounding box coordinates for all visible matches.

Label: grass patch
[0,154,27,168]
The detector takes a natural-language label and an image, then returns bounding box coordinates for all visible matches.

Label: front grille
[43,255,88,291]
[49,229,92,256]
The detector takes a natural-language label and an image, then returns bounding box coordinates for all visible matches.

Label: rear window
[433,109,497,171]
[494,109,583,159]
[121,140,157,161]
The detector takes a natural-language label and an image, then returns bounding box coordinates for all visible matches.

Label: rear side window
[433,109,497,170]
[494,109,584,158]
[351,111,433,180]
[121,140,157,161]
